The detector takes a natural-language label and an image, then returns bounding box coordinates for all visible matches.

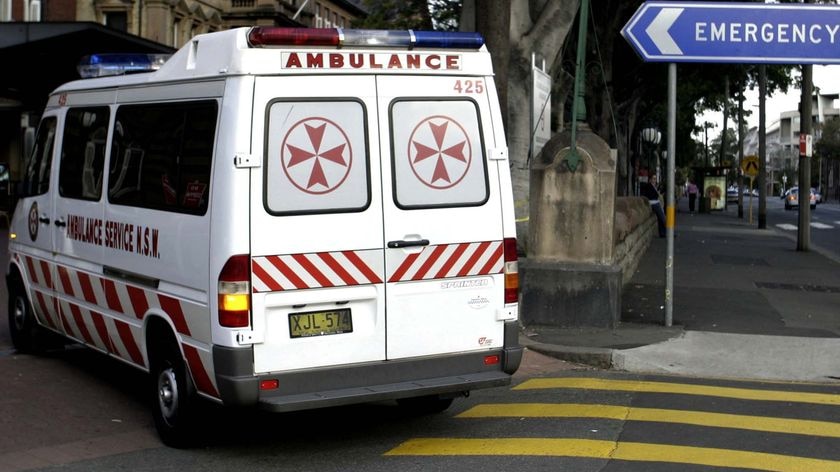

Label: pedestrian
[640,175,666,238]
[686,178,699,213]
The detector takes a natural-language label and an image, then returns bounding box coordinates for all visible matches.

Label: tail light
[218,255,251,328]
[503,238,519,304]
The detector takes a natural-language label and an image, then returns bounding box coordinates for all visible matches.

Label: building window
[105,11,128,31]
[173,18,181,47]
[1,0,12,21]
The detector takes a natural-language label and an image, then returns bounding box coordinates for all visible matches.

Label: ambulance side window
[389,99,489,209]
[59,107,110,201]
[109,101,217,215]
[22,117,57,197]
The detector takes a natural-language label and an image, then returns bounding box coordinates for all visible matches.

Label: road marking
[458,403,840,438]
[776,223,835,230]
[385,438,840,471]
[513,378,840,406]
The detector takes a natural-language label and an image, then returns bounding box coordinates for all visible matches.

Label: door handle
[387,239,430,249]
[54,218,66,228]
[39,215,50,224]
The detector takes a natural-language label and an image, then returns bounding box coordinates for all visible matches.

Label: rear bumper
[213,320,523,411]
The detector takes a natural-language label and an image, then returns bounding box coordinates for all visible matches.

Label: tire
[7,276,50,354]
[397,394,455,415]
[150,336,199,448]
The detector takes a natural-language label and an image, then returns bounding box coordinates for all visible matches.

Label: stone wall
[613,196,656,286]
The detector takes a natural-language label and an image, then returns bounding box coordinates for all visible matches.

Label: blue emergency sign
[622,1,840,64]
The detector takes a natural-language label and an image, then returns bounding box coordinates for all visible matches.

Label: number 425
[453,80,485,94]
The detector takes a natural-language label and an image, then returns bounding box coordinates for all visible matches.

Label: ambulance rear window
[264,100,370,215]
[389,99,488,209]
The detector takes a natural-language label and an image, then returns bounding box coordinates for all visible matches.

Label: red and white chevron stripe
[387,241,503,283]
[15,253,219,399]
[251,249,383,292]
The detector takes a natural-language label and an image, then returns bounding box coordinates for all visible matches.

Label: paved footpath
[524,199,840,383]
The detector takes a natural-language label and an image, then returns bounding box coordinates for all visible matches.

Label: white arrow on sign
[645,8,683,55]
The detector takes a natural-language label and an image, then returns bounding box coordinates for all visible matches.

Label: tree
[462,0,580,218]
[354,0,434,29]
[815,116,840,194]
[816,117,840,159]
[357,0,797,207]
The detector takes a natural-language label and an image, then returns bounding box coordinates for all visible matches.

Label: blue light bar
[78,53,170,78]
[412,31,485,49]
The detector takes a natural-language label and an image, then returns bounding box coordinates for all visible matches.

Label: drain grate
[711,254,769,266]
[755,282,840,293]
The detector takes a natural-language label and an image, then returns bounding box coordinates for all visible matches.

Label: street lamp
[641,126,661,181]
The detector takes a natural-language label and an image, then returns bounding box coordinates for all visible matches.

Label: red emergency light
[247,27,485,49]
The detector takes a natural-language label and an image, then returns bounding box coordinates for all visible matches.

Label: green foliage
[816,117,840,161]
[353,0,460,30]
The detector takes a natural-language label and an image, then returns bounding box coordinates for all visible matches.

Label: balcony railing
[231,0,255,8]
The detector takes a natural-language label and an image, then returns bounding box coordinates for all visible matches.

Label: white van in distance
[6,26,522,447]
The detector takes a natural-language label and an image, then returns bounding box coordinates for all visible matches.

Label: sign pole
[665,63,676,327]
[758,65,767,229]
[798,63,812,252]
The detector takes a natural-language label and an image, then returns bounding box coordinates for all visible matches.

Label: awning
[0,22,175,111]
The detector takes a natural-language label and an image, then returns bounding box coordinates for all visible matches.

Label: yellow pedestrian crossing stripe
[384,376,840,470]
[515,377,840,406]
[386,438,840,472]
[458,403,840,438]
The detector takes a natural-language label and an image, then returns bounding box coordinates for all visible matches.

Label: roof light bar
[78,53,170,79]
[247,27,484,50]
[248,27,340,47]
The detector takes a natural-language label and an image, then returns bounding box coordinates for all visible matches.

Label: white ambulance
[6,26,522,447]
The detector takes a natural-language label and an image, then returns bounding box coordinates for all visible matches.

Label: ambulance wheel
[7,276,47,354]
[150,335,199,448]
[397,394,455,414]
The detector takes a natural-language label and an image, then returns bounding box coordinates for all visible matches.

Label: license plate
[289,309,352,338]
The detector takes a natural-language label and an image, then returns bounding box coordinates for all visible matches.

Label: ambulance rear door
[249,75,386,374]
[378,75,506,360]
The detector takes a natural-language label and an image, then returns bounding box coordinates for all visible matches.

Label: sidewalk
[521,197,840,382]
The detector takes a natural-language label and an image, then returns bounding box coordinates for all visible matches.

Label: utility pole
[758,65,767,229]
[798,63,812,251]
[737,90,744,219]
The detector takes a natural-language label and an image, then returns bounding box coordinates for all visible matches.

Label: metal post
[566,0,590,172]
[665,63,676,327]
[798,64,812,251]
[758,65,767,229]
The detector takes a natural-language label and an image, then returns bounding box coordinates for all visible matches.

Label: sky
[695,65,840,139]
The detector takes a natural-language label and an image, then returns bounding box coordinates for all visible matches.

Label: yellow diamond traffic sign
[741,155,759,178]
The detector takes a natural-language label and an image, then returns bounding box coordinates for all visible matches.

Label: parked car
[783,187,817,210]
[726,186,739,203]
[812,187,822,204]
[726,186,758,203]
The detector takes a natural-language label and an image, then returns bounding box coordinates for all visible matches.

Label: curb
[519,334,614,369]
